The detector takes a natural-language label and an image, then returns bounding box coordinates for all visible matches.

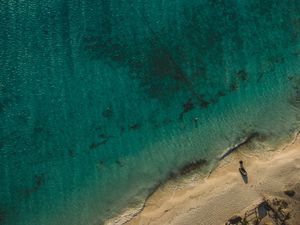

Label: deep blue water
[1,1,300,224]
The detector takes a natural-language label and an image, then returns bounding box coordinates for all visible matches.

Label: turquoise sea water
[1,1,300,224]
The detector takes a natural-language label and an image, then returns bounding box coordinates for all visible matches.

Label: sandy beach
[119,133,300,225]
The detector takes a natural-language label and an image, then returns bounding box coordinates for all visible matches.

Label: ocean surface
[1,1,300,224]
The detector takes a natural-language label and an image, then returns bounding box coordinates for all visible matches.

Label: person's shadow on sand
[239,160,248,184]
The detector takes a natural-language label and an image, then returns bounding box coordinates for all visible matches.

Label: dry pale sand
[122,134,300,225]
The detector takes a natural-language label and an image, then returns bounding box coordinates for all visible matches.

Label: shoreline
[106,131,300,225]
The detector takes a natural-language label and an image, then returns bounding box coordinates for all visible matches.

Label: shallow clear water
[1,1,300,224]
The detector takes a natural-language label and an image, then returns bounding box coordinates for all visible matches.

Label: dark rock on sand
[226,215,242,224]
[284,190,295,197]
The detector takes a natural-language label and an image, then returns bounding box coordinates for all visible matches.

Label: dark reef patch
[98,133,111,139]
[217,91,226,97]
[89,143,98,149]
[176,159,208,176]
[68,149,76,157]
[34,175,44,188]
[115,160,124,167]
[80,5,228,108]
[139,45,201,102]
[120,126,125,133]
[229,82,238,92]
[102,107,113,118]
[23,174,45,197]
[129,123,141,130]
[198,98,210,108]
[236,70,248,81]
[179,98,194,120]
[79,0,300,116]
[89,139,108,150]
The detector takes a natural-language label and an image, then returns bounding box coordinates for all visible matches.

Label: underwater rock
[102,107,113,118]
[129,123,141,130]
[99,134,108,139]
[177,159,208,175]
[179,98,194,120]
[89,139,108,150]
[34,175,44,188]
[230,82,238,91]
[89,143,98,149]
[115,160,124,167]
[236,70,248,81]
[183,99,194,112]
[98,133,113,139]
[120,126,125,133]
[68,149,76,157]
[217,91,226,97]
[23,174,45,197]
[199,98,210,108]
